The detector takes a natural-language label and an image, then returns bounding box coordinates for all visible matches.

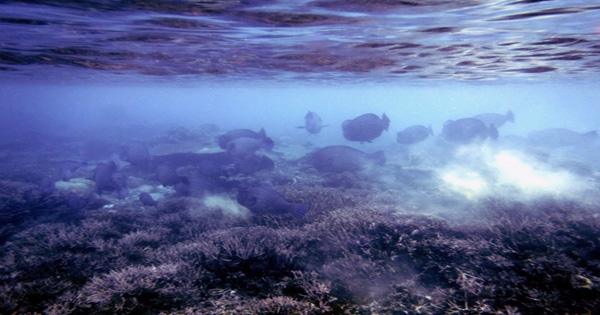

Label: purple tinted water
[0,0,599,82]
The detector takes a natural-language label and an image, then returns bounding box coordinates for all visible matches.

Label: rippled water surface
[3,2,600,314]
[1,0,600,81]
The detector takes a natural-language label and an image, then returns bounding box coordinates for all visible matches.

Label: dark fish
[298,111,326,134]
[152,152,274,195]
[342,113,390,143]
[237,185,307,217]
[153,152,231,177]
[442,118,498,144]
[527,128,598,147]
[152,153,212,190]
[226,137,265,157]
[472,110,514,128]
[217,128,274,151]
[301,145,385,173]
[396,125,433,145]
[153,152,273,176]
[93,161,118,193]
[232,154,275,175]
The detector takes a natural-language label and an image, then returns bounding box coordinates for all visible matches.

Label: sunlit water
[1,1,600,314]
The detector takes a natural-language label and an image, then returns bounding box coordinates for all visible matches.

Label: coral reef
[0,182,598,314]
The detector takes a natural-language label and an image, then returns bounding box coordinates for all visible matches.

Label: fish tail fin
[506,110,515,122]
[382,113,390,131]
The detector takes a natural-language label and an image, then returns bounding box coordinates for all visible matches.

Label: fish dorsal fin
[258,128,266,137]
[382,113,390,131]
[428,125,434,136]
[583,130,598,139]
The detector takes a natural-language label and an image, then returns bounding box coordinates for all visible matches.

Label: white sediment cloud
[439,143,588,199]
[201,195,251,218]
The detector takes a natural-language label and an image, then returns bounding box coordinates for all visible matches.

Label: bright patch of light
[437,145,588,200]
[202,195,250,218]
[441,168,488,199]
[491,150,582,195]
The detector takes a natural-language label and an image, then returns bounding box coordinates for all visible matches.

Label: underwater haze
[1,1,600,314]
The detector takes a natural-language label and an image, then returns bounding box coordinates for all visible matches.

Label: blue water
[1,1,600,314]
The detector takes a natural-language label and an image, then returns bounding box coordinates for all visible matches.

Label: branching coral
[0,182,599,314]
[74,263,197,314]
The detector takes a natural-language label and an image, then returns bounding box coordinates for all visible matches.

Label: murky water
[1,1,600,314]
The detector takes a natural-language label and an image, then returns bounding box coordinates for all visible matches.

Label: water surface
[1,0,599,81]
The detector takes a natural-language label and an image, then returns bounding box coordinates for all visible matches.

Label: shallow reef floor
[1,174,599,314]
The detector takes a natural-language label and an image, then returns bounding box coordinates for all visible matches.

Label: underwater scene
[1,0,600,314]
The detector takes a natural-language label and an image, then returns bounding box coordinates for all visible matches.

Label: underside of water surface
[1,1,600,314]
